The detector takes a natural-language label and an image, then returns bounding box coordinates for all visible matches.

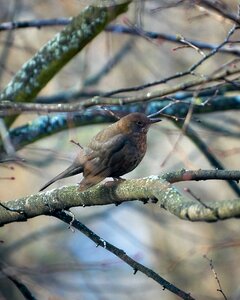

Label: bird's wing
[79,134,132,191]
[83,134,129,178]
[87,124,119,151]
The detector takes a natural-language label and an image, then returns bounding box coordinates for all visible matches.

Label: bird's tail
[39,164,83,192]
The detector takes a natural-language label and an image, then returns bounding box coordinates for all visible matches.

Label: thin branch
[1,64,239,118]
[0,264,37,300]
[176,35,206,58]
[203,255,228,300]
[0,101,93,116]
[0,20,239,55]
[0,18,70,31]
[162,169,240,183]
[89,66,240,105]
[196,0,240,25]
[0,207,114,257]
[33,81,240,105]
[104,22,238,96]
[1,91,240,116]
[54,210,194,300]
[177,125,240,196]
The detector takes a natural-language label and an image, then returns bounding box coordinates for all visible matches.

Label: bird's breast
[110,133,147,177]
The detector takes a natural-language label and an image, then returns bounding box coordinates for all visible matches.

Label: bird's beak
[149,117,162,124]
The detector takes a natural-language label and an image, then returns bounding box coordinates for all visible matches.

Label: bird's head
[118,112,161,134]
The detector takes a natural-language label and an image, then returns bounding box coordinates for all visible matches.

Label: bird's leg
[104,177,126,189]
[70,139,83,149]
[113,177,126,182]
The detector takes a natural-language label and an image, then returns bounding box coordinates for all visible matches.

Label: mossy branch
[1,169,240,227]
[0,2,130,126]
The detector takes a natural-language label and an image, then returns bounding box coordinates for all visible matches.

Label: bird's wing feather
[88,133,126,153]
[79,137,132,191]
[80,134,129,189]
[87,125,120,150]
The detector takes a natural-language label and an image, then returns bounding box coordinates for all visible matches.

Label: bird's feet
[113,177,126,182]
[104,177,126,188]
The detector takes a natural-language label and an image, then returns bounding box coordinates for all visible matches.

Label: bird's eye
[136,121,144,127]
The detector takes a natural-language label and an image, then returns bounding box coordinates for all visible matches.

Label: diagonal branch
[196,0,240,25]
[175,123,240,196]
[0,263,37,300]
[54,210,194,300]
[0,2,130,127]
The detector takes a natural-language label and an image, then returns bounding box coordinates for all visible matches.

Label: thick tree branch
[0,2,130,127]
[1,170,240,227]
[1,91,239,155]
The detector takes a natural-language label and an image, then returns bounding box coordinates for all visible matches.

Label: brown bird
[39,112,161,192]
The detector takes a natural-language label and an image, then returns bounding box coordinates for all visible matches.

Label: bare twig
[54,210,194,300]
[0,18,70,31]
[203,255,228,300]
[176,35,206,57]
[1,64,240,116]
[183,187,213,210]
[178,125,240,196]
[70,139,83,149]
[196,0,240,25]
[162,169,240,183]
[103,22,239,96]
[0,264,37,300]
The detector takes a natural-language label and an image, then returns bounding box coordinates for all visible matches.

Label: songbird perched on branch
[39,112,161,192]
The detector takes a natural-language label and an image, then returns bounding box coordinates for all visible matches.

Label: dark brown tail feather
[39,164,83,191]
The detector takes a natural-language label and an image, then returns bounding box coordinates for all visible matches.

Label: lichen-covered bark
[0,112,116,153]
[1,173,240,227]
[0,92,239,155]
[0,2,130,126]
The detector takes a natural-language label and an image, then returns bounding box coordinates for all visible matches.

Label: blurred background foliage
[0,0,240,299]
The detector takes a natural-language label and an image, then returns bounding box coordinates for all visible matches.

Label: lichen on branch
[0,1,130,126]
[1,169,240,227]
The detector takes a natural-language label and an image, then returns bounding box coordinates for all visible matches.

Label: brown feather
[39,113,161,192]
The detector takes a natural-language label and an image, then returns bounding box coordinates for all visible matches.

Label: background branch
[0,263,37,300]
[1,92,239,155]
[0,1,239,298]
[0,2,130,127]
[54,210,194,300]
